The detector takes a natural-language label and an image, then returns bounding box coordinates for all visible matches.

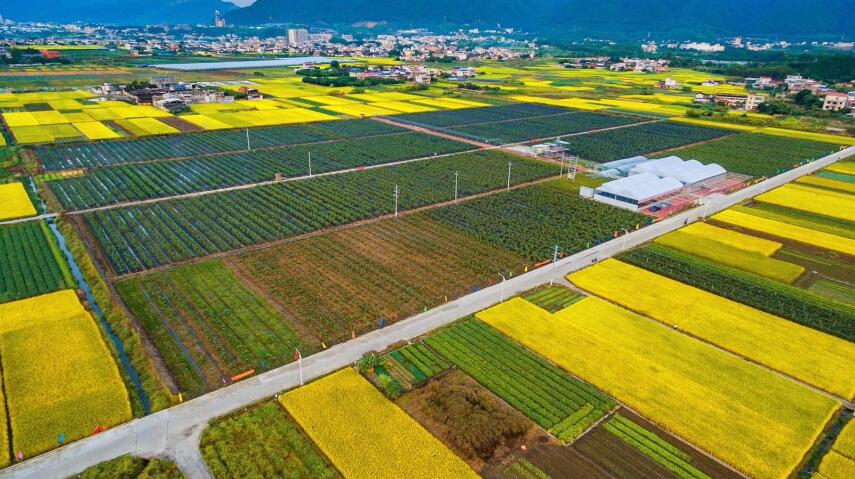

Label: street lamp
[498,272,507,302]
[507,161,512,190]
[454,170,459,203]
[308,151,312,177]
[394,184,399,218]
[621,228,630,251]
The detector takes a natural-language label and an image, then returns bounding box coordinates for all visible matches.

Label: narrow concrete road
[0,213,58,226]
[2,147,851,479]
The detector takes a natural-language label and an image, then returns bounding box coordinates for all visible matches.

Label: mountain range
[2,0,853,40]
[1,0,237,25]
[226,0,854,39]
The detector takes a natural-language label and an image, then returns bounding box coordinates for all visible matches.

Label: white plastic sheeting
[596,172,684,203]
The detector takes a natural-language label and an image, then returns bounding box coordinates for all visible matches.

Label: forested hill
[226,0,854,39]
[0,0,237,25]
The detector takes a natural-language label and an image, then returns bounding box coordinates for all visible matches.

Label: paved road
[0,213,58,226]
[2,147,851,479]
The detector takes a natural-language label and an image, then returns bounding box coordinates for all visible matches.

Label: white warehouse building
[585,156,727,211]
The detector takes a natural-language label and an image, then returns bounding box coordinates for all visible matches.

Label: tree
[329,60,340,70]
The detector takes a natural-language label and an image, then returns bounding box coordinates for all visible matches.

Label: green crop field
[425,317,615,442]
[653,133,836,177]
[115,260,305,398]
[85,150,558,275]
[0,221,73,302]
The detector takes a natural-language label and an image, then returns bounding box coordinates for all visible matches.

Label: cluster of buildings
[94,75,240,112]
[562,57,670,73]
[782,75,854,111]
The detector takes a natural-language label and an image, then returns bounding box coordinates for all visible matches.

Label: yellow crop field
[369,101,436,113]
[0,183,36,220]
[302,95,363,106]
[62,112,95,123]
[755,184,855,222]
[825,162,855,175]
[815,420,855,479]
[0,135,5,147]
[188,103,246,114]
[654,230,805,283]
[47,99,86,110]
[280,368,478,479]
[594,99,689,116]
[347,91,423,102]
[620,93,694,104]
[679,222,783,255]
[712,209,855,256]
[0,290,131,457]
[509,95,608,110]
[477,297,838,479]
[691,84,749,95]
[3,112,39,127]
[73,121,121,140]
[757,128,855,146]
[31,110,69,125]
[180,114,233,130]
[324,103,398,116]
[411,97,488,110]
[568,260,855,399]
[116,118,179,136]
[669,117,758,131]
[796,175,855,194]
[10,126,54,144]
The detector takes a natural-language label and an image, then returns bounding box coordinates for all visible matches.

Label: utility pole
[559,155,564,177]
[622,228,630,250]
[246,128,250,151]
[454,170,459,203]
[552,244,559,269]
[507,161,512,191]
[498,272,507,302]
[394,184,399,218]
[308,151,312,177]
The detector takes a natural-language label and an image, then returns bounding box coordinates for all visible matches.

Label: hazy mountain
[1,0,238,25]
[226,0,854,39]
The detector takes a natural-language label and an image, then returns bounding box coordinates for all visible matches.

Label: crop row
[654,133,836,177]
[49,132,474,210]
[619,244,855,342]
[425,317,614,438]
[445,111,642,144]
[427,183,648,261]
[393,103,570,128]
[36,119,405,170]
[85,150,558,275]
[116,260,305,398]
[568,121,733,162]
[0,221,73,303]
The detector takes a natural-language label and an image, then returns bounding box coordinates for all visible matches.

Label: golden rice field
[679,222,782,255]
[568,260,855,400]
[73,121,121,140]
[180,114,232,130]
[279,368,478,479]
[654,229,805,283]
[755,183,855,223]
[815,420,855,479]
[0,290,131,458]
[115,118,179,137]
[712,209,855,256]
[757,128,855,146]
[796,175,855,194]
[669,116,759,132]
[323,103,399,117]
[0,183,37,220]
[477,297,838,479]
[825,162,855,175]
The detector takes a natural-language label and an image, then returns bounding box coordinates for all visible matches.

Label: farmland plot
[0,290,131,458]
[1,221,73,302]
[200,401,341,479]
[567,122,733,162]
[84,151,557,275]
[36,119,404,170]
[425,317,616,443]
[652,133,834,176]
[49,132,473,210]
[280,368,479,479]
[814,418,855,479]
[394,103,570,128]
[234,214,526,344]
[568,260,855,400]
[620,245,855,341]
[116,260,305,398]
[477,297,838,479]
[755,184,855,223]
[444,111,642,144]
[427,183,648,261]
